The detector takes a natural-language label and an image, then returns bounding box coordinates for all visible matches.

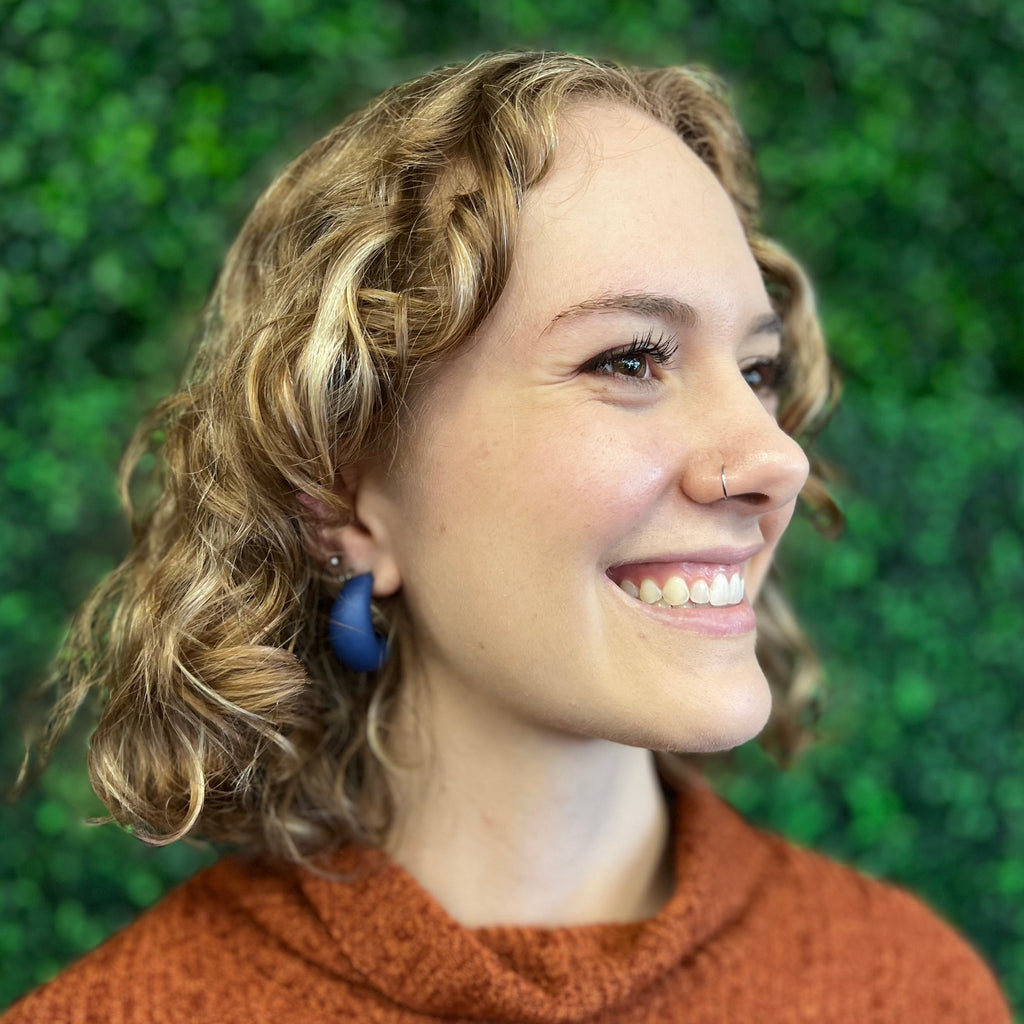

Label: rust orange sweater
[3,778,1012,1023]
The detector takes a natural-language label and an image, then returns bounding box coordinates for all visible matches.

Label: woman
[5,51,1011,1022]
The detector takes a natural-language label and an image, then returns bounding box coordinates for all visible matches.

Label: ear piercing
[327,557,389,672]
[721,464,729,499]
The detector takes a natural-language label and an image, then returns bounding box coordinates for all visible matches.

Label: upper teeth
[619,573,745,608]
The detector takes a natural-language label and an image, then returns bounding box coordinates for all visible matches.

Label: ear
[303,465,402,599]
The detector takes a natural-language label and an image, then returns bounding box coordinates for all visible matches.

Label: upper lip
[606,543,764,570]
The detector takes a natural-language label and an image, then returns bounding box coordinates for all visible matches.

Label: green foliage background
[2,0,1021,1013]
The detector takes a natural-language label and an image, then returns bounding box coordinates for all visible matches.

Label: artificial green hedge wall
[2,0,1022,1014]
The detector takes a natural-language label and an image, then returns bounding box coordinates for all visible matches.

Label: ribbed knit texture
[3,779,1012,1023]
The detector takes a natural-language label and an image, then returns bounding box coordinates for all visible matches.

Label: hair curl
[32,51,840,863]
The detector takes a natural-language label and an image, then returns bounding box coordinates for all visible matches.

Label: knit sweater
[3,778,1012,1023]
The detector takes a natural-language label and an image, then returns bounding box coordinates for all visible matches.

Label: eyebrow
[545,290,783,338]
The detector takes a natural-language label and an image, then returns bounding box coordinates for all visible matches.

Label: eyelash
[581,330,679,384]
[582,331,791,398]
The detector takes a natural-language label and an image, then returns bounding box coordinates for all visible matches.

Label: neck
[383,679,676,929]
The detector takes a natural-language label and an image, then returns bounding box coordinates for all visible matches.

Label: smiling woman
[4,51,1011,1023]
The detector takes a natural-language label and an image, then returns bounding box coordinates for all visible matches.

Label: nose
[681,386,810,513]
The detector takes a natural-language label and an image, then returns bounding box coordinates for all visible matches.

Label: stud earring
[327,560,389,672]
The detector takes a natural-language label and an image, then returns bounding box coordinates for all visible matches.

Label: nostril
[734,491,770,507]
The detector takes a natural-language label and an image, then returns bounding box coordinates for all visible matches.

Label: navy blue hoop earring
[328,571,389,672]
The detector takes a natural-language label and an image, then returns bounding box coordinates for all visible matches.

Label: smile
[616,571,745,608]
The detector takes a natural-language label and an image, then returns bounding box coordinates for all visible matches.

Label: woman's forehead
[524,102,730,229]
[499,103,762,333]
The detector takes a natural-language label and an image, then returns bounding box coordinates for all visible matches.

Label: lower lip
[606,577,756,636]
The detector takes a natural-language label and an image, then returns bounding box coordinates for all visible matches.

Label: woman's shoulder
[664,778,1012,1021]
[735,801,1010,1017]
[0,855,320,1024]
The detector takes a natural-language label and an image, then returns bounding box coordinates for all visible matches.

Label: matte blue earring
[327,559,389,672]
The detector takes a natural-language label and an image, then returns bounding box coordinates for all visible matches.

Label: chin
[648,668,773,755]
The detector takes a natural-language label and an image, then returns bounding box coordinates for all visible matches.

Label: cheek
[439,391,668,517]
[393,388,676,588]
[527,419,670,548]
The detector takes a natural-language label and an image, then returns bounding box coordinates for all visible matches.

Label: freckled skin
[353,102,809,755]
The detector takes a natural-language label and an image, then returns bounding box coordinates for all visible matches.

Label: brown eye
[581,331,678,385]
[742,356,789,394]
[608,354,650,378]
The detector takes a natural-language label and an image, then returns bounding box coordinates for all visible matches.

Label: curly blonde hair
[34,51,839,863]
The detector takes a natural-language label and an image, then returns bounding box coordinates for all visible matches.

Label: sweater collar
[296,777,773,1022]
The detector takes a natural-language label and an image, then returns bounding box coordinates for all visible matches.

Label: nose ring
[721,464,729,499]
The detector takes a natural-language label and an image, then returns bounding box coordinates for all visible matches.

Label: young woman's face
[358,102,809,753]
